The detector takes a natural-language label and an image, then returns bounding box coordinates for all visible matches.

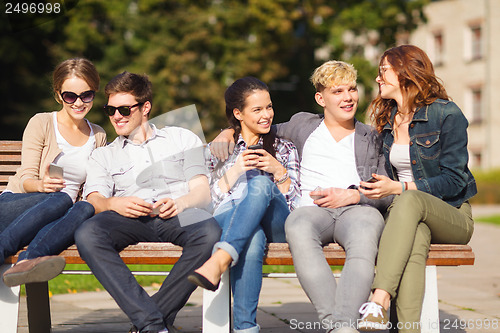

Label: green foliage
[469,169,500,204]
[1,0,428,141]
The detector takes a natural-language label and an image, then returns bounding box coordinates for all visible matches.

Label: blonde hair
[310,60,357,92]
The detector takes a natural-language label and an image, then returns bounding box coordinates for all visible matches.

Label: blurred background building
[408,0,500,170]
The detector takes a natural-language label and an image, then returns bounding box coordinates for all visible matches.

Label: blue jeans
[0,191,86,265]
[75,208,221,332]
[214,176,290,332]
[285,205,385,332]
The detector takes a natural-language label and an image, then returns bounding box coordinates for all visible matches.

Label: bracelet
[400,181,405,193]
[274,171,289,185]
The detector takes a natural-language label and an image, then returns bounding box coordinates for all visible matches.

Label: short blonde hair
[310,60,357,92]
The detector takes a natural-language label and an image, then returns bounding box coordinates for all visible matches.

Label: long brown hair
[224,76,276,158]
[369,45,449,133]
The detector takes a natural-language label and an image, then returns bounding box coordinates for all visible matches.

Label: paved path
[16,205,500,332]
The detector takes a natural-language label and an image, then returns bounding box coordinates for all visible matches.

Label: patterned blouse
[206,134,300,212]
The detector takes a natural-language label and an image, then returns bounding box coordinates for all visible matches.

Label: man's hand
[313,187,360,209]
[110,197,153,218]
[152,197,181,219]
[210,128,235,161]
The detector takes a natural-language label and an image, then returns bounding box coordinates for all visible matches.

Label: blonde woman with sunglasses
[0,58,106,287]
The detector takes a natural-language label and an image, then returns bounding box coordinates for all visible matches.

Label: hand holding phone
[360,177,378,190]
[49,163,64,179]
[248,144,263,156]
[310,186,325,200]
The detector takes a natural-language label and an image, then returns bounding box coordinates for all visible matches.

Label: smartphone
[151,200,162,215]
[360,177,378,189]
[248,144,263,156]
[310,186,324,200]
[48,163,64,179]
[151,205,161,215]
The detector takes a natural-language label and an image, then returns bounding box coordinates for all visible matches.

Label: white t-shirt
[298,121,360,207]
[52,113,95,202]
[389,143,414,182]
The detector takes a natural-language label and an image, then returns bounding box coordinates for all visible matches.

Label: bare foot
[370,289,391,310]
[194,249,232,286]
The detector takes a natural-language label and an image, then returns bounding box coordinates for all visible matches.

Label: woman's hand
[218,150,260,193]
[231,149,261,175]
[39,164,65,192]
[250,148,286,179]
[358,174,402,199]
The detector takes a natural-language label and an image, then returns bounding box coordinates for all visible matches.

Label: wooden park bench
[0,140,475,333]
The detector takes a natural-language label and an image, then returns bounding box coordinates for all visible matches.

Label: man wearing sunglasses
[75,71,221,333]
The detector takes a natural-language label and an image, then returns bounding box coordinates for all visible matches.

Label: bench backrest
[0,140,22,192]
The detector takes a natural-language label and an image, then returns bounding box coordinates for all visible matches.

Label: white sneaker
[358,302,389,331]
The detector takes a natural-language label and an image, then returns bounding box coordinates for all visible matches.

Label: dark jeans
[0,191,86,265]
[74,208,221,332]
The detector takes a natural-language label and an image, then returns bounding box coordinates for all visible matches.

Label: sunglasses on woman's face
[60,90,96,104]
[103,103,144,117]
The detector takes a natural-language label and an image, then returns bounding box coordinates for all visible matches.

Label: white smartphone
[310,186,324,200]
[151,205,161,215]
[49,163,64,179]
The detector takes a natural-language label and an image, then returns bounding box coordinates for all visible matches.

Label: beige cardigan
[6,112,107,193]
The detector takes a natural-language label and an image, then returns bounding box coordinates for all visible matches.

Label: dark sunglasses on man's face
[103,102,144,117]
[60,90,95,104]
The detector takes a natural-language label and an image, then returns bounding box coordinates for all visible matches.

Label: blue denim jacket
[382,99,477,207]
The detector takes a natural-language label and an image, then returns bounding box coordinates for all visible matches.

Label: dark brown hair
[53,58,100,104]
[224,76,276,158]
[104,71,153,106]
[369,45,449,133]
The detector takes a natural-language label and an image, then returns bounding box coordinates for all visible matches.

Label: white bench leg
[0,264,20,333]
[420,265,440,333]
[202,270,230,333]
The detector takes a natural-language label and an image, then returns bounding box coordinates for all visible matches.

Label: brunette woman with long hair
[356,45,476,332]
[188,77,300,333]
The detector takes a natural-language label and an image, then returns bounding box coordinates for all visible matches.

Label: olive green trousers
[373,190,474,333]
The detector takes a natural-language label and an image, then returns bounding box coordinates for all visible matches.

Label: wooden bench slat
[0,156,21,163]
[4,243,475,267]
[0,165,20,173]
[0,140,23,151]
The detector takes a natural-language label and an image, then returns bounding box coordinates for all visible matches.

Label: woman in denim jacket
[356,45,476,332]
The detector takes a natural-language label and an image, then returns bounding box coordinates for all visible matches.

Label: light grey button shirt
[84,124,207,203]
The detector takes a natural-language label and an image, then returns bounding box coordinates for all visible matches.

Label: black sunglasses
[103,102,144,116]
[60,90,95,104]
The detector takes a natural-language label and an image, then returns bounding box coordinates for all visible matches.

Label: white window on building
[464,85,483,124]
[471,151,482,168]
[465,23,483,61]
[470,25,482,60]
[471,87,483,123]
[432,31,444,66]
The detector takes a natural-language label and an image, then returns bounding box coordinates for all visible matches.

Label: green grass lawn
[22,263,341,296]
[475,215,500,226]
